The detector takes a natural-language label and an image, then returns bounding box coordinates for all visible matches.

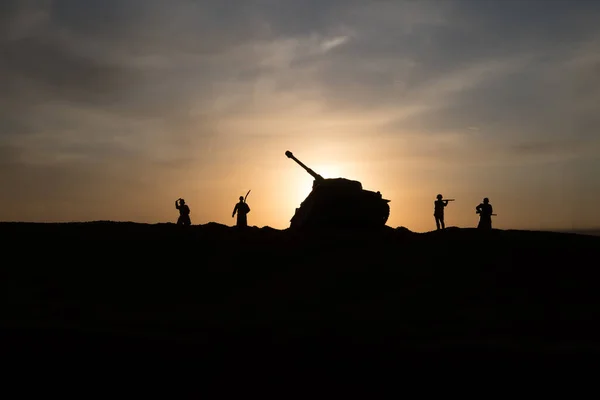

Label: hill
[2,221,600,373]
[556,228,600,237]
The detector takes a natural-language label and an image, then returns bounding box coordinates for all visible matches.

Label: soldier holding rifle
[475,197,494,230]
[232,190,251,228]
[434,194,454,230]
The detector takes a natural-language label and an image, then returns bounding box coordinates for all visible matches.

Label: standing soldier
[175,198,191,226]
[475,197,493,230]
[232,195,251,228]
[434,194,453,230]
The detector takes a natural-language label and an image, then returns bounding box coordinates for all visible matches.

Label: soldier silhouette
[232,196,251,228]
[475,197,493,230]
[175,198,191,226]
[434,194,450,230]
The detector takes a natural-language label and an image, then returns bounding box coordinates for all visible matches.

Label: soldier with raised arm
[175,198,191,226]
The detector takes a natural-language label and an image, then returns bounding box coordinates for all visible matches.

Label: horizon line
[1,220,599,235]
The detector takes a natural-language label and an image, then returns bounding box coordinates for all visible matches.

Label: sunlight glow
[3,1,599,233]
[309,164,346,179]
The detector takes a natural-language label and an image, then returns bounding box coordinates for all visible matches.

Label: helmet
[483,197,489,203]
[239,196,244,201]
[436,194,443,199]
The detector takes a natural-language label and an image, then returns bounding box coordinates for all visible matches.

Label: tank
[285,150,391,230]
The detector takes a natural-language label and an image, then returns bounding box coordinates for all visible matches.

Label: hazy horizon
[2,0,599,232]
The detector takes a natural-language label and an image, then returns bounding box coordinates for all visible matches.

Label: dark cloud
[0,0,250,125]
[0,143,24,167]
[49,0,275,55]
[510,140,579,157]
[286,0,600,115]
[0,0,227,171]
[0,35,139,106]
[5,0,594,125]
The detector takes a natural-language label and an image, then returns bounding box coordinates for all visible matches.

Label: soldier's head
[239,196,244,201]
[437,194,443,200]
[483,197,489,204]
[180,199,185,204]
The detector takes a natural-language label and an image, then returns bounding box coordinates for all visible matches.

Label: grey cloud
[381,49,600,161]
[510,141,564,156]
[0,0,227,172]
[1,0,250,121]
[279,0,600,115]
[2,0,600,181]
[0,35,139,107]
[384,61,546,132]
[0,143,24,167]
[49,0,275,55]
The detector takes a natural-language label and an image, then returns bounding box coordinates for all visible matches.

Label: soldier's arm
[175,200,179,209]
[232,204,238,217]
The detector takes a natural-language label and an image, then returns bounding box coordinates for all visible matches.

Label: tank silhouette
[285,150,391,229]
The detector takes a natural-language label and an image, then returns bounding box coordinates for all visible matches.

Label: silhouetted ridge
[2,221,600,367]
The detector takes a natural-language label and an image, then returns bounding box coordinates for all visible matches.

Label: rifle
[476,210,497,216]
[444,199,455,201]
[244,190,251,202]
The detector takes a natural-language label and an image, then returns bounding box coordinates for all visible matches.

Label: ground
[2,221,600,377]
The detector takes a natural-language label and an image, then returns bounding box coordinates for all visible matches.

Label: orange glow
[2,1,599,233]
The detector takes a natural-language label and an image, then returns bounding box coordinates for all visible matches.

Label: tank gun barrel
[285,151,324,181]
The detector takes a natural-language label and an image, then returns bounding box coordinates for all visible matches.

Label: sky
[1,0,599,232]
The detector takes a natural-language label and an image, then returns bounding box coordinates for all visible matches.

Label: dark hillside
[2,222,600,373]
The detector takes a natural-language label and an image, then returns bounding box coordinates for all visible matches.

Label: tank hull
[289,179,390,230]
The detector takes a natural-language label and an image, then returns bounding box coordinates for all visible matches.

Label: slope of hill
[555,228,600,237]
[2,221,600,370]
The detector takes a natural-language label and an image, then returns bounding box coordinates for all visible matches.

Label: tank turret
[285,150,390,230]
[285,151,324,183]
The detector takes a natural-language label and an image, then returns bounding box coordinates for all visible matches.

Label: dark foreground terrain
[2,221,600,377]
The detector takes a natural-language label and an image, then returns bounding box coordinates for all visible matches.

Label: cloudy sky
[1,0,599,231]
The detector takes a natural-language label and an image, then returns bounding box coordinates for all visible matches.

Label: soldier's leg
[479,217,491,230]
[435,216,440,230]
[440,216,445,230]
[237,215,246,227]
